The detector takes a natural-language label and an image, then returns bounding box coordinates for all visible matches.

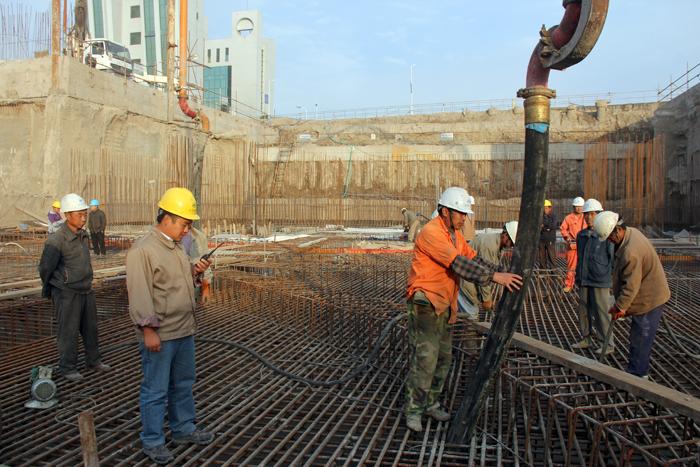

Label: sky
[7,0,700,116]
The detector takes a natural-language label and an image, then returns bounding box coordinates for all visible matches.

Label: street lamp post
[268,79,275,117]
[410,64,416,115]
[482,180,490,229]
[315,103,318,120]
[296,105,308,119]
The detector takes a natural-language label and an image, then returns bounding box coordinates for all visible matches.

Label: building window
[133,58,141,63]
[216,48,220,63]
[207,49,211,64]
[130,32,141,45]
[225,47,229,61]
[130,5,140,18]
[92,0,104,38]
[196,12,199,19]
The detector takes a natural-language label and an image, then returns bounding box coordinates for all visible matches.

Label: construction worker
[87,199,107,256]
[181,227,213,306]
[571,199,614,354]
[126,188,214,465]
[539,199,557,271]
[560,197,587,292]
[458,221,518,351]
[404,187,522,432]
[401,208,421,242]
[47,201,63,234]
[594,211,670,379]
[38,193,111,381]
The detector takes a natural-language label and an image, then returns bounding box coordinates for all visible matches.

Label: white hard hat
[438,187,473,214]
[468,195,475,206]
[60,193,89,213]
[431,210,438,219]
[582,198,603,213]
[593,211,620,242]
[572,197,585,207]
[504,221,518,244]
[401,208,407,213]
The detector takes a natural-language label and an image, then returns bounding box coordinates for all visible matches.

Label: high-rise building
[203,10,276,118]
[87,0,208,90]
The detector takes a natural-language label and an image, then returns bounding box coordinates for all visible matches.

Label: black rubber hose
[101,312,410,387]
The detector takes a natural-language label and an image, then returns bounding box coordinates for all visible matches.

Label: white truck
[82,39,165,85]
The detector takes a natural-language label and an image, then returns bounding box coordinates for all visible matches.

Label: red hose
[525,2,582,88]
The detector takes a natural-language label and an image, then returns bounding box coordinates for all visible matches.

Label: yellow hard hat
[157,188,200,220]
[52,201,61,208]
[544,200,552,207]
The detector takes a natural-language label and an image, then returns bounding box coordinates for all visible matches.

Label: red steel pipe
[525,2,582,88]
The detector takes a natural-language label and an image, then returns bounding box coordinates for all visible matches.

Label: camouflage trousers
[404,297,453,417]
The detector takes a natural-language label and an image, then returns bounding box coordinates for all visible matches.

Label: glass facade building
[204,66,232,112]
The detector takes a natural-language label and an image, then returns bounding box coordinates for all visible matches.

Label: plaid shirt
[451,254,504,286]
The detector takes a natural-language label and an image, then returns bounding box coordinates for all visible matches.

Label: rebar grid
[1,244,700,466]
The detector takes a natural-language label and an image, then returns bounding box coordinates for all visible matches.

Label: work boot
[88,362,112,373]
[594,346,614,356]
[563,287,572,293]
[406,414,422,432]
[571,337,591,349]
[425,403,451,422]
[143,444,174,465]
[173,428,214,446]
[62,371,84,382]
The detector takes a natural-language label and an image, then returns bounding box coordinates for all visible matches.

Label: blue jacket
[575,228,614,288]
[540,212,557,243]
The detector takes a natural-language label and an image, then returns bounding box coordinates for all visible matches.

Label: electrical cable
[324,125,353,198]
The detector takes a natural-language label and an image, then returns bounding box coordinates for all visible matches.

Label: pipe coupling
[517,87,556,125]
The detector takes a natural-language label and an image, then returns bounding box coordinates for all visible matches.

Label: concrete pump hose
[99,312,474,387]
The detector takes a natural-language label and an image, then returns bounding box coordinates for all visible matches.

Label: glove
[608,306,625,320]
[201,280,211,307]
[482,300,493,311]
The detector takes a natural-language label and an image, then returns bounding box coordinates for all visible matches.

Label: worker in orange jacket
[404,187,522,432]
[560,197,587,292]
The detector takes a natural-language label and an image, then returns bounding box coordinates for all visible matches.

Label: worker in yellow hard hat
[48,201,63,234]
[539,199,558,273]
[126,187,213,465]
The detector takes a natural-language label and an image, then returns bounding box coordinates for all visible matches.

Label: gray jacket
[38,222,94,298]
[88,208,107,233]
[460,233,502,304]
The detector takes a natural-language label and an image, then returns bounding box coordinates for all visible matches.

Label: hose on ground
[100,312,474,387]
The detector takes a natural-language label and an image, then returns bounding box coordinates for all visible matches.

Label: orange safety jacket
[406,215,478,324]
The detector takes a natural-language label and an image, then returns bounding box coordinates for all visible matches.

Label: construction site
[2,0,700,465]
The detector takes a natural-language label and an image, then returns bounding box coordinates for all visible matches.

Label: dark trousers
[90,231,106,255]
[626,303,665,377]
[51,288,102,375]
[538,241,556,270]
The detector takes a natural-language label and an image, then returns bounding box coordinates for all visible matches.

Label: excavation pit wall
[0,55,667,231]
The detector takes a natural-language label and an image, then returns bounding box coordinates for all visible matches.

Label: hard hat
[401,208,407,213]
[468,195,475,206]
[572,197,585,207]
[52,201,61,208]
[582,198,603,213]
[504,221,518,244]
[593,211,620,242]
[157,187,200,220]
[431,210,438,219]
[89,199,99,207]
[60,193,89,213]
[544,199,552,207]
[438,187,473,215]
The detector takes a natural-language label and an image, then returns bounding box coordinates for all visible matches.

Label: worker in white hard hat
[560,197,587,292]
[571,199,615,354]
[401,207,421,242]
[38,193,112,382]
[404,187,522,433]
[458,221,518,352]
[47,200,63,234]
[126,187,214,465]
[594,211,670,379]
